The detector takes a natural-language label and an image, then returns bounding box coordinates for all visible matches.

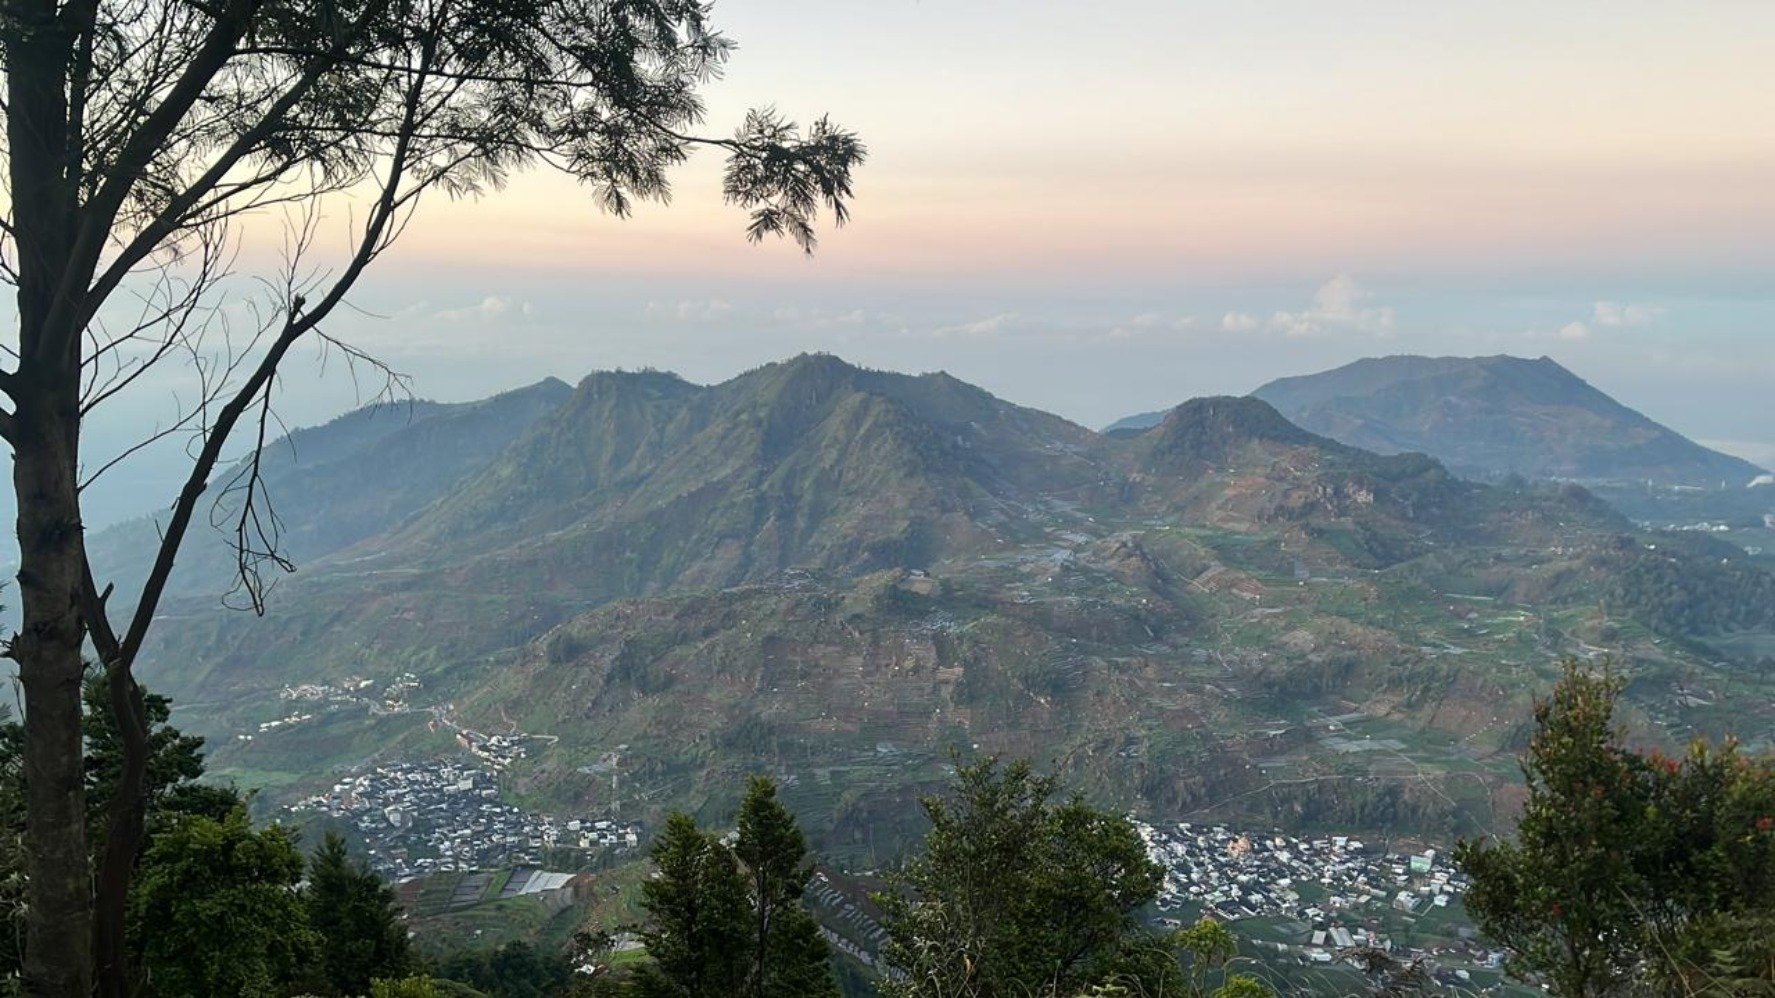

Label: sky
[27,0,1775,527]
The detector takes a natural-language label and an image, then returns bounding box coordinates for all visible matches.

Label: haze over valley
[6,2,1775,993]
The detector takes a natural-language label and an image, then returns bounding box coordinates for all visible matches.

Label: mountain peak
[749,352,864,388]
[574,367,696,398]
[1143,396,1323,469]
[1248,354,1762,485]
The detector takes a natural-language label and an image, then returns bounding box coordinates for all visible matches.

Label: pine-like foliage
[875,757,1167,998]
[734,776,840,998]
[634,782,838,998]
[307,831,413,995]
[635,813,751,997]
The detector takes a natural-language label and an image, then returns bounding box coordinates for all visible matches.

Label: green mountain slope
[115,357,1775,857]
[359,354,1108,595]
[84,377,572,605]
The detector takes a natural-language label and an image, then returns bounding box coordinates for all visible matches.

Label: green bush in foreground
[1456,660,1775,996]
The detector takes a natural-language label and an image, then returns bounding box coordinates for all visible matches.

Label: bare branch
[112,39,433,654]
[217,380,294,612]
[72,0,396,338]
[45,0,263,354]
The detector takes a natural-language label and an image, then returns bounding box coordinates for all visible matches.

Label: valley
[72,353,1773,991]
[85,358,1769,848]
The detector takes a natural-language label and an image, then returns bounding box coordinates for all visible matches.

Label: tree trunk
[12,384,95,997]
[93,667,149,998]
[6,0,95,989]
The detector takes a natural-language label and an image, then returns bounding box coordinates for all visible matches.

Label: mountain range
[82,353,1775,860]
[1106,354,1767,487]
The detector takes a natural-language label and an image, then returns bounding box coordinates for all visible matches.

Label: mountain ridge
[1108,354,1765,486]
[79,354,1771,857]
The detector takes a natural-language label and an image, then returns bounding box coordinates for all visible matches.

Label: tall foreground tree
[306,831,413,995]
[1455,661,1775,996]
[0,1,861,992]
[634,812,750,998]
[0,677,236,983]
[875,757,1169,998]
[635,779,836,998]
[733,776,837,998]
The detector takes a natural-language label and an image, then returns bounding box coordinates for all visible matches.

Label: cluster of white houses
[1137,820,1467,924]
[1134,820,1506,981]
[292,760,639,880]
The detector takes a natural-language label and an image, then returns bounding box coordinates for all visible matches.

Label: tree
[439,940,575,998]
[306,831,413,995]
[633,812,750,998]
[127,807,315,997]
[732,776,838,998]
[1455,660,1775,996]
[632,784,835,998]
[1167,918,1273,998]
[371,979,444,998]
[875,757,1167,998]
[1454,664,1652,996]
[0,2,862,992]
[0,676,240,984]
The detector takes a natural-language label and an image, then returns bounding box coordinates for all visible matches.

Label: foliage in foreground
[875,756,1271,998]
[1,685,1288,998]
[0,680,412,995]
[628,775,838,998]
[1455,660,1775,996]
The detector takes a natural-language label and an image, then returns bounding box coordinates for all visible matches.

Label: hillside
[1252,355,1764,485]
[83,377,572,605]
[114,356,1775,862]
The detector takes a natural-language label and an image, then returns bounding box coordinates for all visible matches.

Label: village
[1136,821,1507,987]
[291,760,641,881]
[239,672,427,740]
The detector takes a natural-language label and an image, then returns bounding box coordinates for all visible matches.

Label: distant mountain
[371,354,1109,597]
[1251,355,1764,486]
[85,376,572,604]
[1109,356,1765,486]
[1102,410,1169,436]
[105,355,1775,858]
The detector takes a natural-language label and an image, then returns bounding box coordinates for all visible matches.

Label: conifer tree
[307,832,413,995]
[876,757,1167,998]
[635,813,750,998]
[734,776,839,998]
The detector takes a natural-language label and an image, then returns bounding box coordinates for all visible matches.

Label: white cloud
[1221,311,1260,333]
[1103,312,1197,341]
[1591,301,1664,328]
[646,299,734,322]
[1558,321,1591,341]
[931,312,1019,338]
[1266,274,1396,338]
[434,296,522,322]
[770,305,874,330]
